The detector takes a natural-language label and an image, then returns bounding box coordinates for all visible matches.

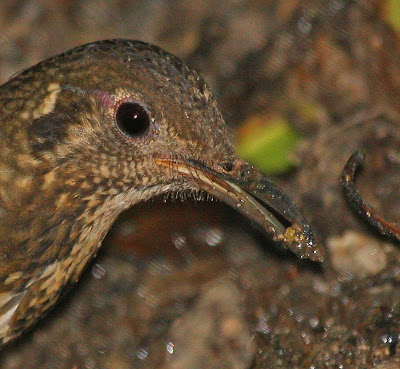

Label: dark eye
[115,102,150,138]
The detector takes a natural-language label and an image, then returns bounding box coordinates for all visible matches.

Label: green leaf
[388,0,400,31]
[236,115,299,174]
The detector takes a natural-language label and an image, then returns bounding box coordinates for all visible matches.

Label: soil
[0,1,399,368]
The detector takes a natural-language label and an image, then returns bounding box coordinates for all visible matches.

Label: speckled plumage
[0,39,321,346]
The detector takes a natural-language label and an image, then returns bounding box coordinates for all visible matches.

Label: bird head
[10,39,322,262]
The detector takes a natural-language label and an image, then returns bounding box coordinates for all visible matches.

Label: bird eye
[115,102,150,138]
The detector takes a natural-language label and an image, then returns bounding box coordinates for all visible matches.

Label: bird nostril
[221,161,234,172]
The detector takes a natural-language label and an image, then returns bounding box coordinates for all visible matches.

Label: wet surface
[1,0,400,368]
[1,201,399,368]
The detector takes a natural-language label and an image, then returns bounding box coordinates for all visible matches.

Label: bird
[0,39,323,347]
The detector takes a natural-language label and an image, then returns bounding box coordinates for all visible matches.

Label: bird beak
[155,158,323,262]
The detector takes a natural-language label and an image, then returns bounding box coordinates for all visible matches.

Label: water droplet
[166,341,174,354]
[91,264,106,279]
[98,345,108,355]
[309,317,319,329]
[204,228,223,247]
[172,233,187,250]
[255,314,271,335]
[298,16,312,35]
[171,232,197,263]
[137,347,149,360]
[301,331,311,345]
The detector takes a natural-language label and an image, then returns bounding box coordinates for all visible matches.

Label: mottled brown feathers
[0,39,234,345]
[0,39,318,347]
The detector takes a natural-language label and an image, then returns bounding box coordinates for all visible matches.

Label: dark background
[1,1,400,368]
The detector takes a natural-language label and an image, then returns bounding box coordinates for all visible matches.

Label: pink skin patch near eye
[89,89,117,110]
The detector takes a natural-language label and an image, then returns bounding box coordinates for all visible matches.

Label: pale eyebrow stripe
[33,83,61,118]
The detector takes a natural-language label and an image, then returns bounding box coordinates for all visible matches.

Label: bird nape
[0,39,323,347]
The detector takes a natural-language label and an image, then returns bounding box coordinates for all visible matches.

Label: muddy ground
[0,1,399,368]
